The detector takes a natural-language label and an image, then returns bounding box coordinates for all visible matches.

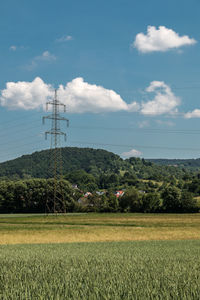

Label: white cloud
[26,51,56,70]
[0,77,52,110]
[57,77,140,113]
[10,45,17,51]
[56,35,73,42]
[133,26,197,53]
[184,109,200,119]
[121,149,142,158]
[140,81,180,116]
[0,77,139,113]
[0,77,182,117]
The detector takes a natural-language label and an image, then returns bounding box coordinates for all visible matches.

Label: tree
[64,170,96,191]
[187,179,200,196]
[180,190,199,213]
[106,191,119,212]
[161,186,182,213]
[119,187,141,212]
[0,179,76,213]
[86,194,101,212]
[142,192,161,213]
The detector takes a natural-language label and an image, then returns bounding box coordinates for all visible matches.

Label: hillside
[0,147,192,181]
[148,158,200,170]
[0,147,126,179]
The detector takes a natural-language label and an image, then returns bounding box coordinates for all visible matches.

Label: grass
[0,213,200,245]
[0,214,200,299]
[0,240,200,299]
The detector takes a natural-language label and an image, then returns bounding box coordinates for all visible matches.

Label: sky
[1,0,200,162]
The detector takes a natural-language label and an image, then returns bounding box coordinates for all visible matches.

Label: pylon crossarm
[43,115,69,122]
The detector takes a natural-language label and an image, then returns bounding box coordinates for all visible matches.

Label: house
[84,192,92,198]
[115,190,124,198]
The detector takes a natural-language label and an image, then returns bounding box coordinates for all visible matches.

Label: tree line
[0,178,198,213]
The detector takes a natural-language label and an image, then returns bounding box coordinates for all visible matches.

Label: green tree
[106,191,119,212]
[180,190,198,213]
[142,192,161,213]
[64,170,96,191]
[119,187,141,212]
[161,186,182,213]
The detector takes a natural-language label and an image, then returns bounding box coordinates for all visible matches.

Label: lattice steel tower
[43,89,69,213]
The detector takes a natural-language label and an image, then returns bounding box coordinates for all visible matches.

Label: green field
[0,213,200,299]
[0,240,200,299]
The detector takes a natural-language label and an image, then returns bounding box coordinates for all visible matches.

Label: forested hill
[0,147,193,180]
[0,147,125,179]
[148,158,200,170]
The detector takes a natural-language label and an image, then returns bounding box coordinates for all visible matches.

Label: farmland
[0,213,200,244]
[0,213,200,299]
[0,240,200,299]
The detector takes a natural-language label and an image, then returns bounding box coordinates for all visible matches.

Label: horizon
[1,145,200,165]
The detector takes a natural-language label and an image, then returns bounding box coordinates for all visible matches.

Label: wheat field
[0,213,200,245]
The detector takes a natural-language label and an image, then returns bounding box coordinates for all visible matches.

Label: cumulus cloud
[57,77,140,113]
[56,35,73,42]
[121,149,142,158]
[133,26,197,53]
[0,77,139,113]
[140,81,180,116]
[0,77,181,117]
[0,77,52,110]
[184,109,200,118]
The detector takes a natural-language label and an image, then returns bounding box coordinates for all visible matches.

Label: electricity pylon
[43,89,69,213]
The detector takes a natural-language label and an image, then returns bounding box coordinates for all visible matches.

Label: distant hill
[147,158,200,171]
[0,147,126,179]
[0,147,193,180]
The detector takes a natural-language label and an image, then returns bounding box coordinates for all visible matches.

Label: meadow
[0,213,200,244]
[0,213,200,299]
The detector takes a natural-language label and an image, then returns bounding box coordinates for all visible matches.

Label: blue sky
[1,0,200,162]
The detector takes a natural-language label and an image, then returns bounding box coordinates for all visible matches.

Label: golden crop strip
[0,213,200,245]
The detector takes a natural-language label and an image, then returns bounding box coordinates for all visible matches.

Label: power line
[1,139,200,164]
[70,125,200,135]
[1,113,200,136]
[0,110,40,126]
[0,135,200,160]
[1,124,200,145]
[70,140,200,152]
